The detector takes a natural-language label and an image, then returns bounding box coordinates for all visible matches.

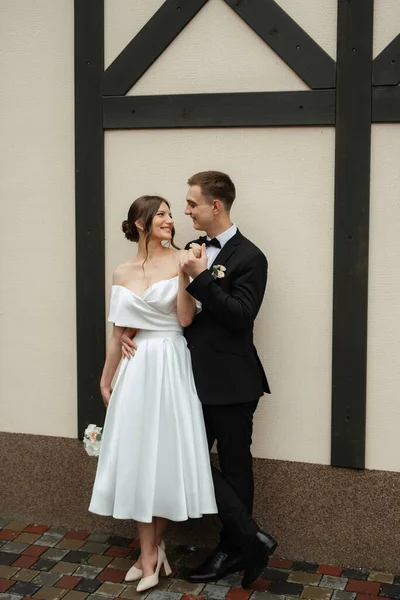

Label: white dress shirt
[206,223,238,268]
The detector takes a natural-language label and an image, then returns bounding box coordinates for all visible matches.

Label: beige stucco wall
[105,127,334,465]
[1,0,400,471]
[0,1,77,437]
[366,124,400,472]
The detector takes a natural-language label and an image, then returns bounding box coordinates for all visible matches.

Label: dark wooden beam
[331,0,374,469]
[103,90,336,129]
[103,0,209,96]
[373,33,400,86]
[224,0,336,90]
[75,0,106,438]
[372,86,400,122]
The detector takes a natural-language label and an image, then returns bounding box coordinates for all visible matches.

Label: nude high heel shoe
[136,545,166,593]
[160,540,172,577]
[124,563,143,583]
[124,539,171,583]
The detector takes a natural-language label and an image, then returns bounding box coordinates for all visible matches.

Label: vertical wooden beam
[331,0,374,468]
[74,0,106,438]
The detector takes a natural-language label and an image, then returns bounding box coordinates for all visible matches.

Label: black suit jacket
[184,230,270,405]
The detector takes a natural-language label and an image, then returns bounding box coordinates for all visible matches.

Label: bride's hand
[189,243,202,258]
[179,250,189,273]
[101,386,112,408]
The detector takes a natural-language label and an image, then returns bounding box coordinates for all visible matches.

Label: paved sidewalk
[1,519,399,600]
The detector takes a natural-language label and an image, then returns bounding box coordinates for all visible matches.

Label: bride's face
[150,201,174,242]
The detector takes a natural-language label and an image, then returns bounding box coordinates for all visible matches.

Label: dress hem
[88,508,218,523]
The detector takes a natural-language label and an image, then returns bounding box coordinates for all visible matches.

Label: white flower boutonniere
[83,424,103,457]
[212,265,226,280]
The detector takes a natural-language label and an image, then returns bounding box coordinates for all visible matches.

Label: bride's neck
[136,238,165,261]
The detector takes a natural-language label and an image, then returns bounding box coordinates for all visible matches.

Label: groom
[180,171,277,588]
[122,171,277,588]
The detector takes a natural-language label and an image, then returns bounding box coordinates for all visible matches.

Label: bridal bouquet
[83,424,103,457]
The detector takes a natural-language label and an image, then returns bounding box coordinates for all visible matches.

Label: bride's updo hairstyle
[122,195,179,263]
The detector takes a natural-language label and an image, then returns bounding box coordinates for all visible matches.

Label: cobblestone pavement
[1,519,400,600]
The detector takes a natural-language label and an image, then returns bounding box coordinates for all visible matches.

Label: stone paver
[0,567,19,580]
[33,585,68,600]
[368,572,394,584]
[202,583,230,599]
[15,534,41,545]
[87,556,112,569]
[1,543,30,555]
[32,573,63,587]
[34,536,65,549]
[146,592,182,600]
[85,535,110,544]
[8,580,41,597]
[42,550,70,562]
[51,564,80,576]
[380,584,400,599]
[301,586,332,600]
[14,569,40,582]
[331,591,355,600]
[107,559,134,572]
[216,574,244,588]
[56,541,85,552]
[73,567,102,580]
[118,585,145,600]
[288,573,321,586]
[269,581,303,597]
[79,544,109,556]
[319,577,347,591]
[2,517,400,600]
[250,593,285,600]
[0,553,20,566]
[168,580,204,595]
[96,582,126,596]
[4,522,31,532]
[74,579,102,594]
[61,592,88,600]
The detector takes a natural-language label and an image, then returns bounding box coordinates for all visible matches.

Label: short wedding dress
[89,276,217,522]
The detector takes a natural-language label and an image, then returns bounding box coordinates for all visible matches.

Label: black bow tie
[200,236,221,249]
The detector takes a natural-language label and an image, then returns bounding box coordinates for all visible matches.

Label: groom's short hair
[187,170,236,210]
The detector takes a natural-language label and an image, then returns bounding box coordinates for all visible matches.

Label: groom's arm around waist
[186,251,268,332]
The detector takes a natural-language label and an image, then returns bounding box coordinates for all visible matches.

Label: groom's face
[184,185,215,232]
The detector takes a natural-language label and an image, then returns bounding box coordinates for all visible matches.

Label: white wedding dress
[89,276,217,522]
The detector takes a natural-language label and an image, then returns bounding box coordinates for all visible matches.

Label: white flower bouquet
[83,424,103,457]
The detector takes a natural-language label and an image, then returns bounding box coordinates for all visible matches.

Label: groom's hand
[121,328,138,359]
[180,243,208,279]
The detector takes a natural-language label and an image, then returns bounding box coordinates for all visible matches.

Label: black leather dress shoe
[188,550,244,583]
[242,531,278,589]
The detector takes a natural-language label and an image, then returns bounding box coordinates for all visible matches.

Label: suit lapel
[210,230,242,269]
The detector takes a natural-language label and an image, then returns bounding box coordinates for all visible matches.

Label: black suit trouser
[202,401,260,553]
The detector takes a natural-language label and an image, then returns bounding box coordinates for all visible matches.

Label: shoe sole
[242,542,278,589]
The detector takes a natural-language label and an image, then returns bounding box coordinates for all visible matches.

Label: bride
[89,195,217,592]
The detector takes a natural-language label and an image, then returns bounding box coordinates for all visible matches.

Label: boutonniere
[212,265,226,279]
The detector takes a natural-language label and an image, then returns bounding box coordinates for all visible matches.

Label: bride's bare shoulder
[112,260,135,285]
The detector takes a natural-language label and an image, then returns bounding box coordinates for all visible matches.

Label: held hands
[180,243,208,279]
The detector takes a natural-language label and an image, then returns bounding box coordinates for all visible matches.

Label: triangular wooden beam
[103,0,209,96]
[373,33,400,85]
[223,0,336,90]
[103,0,337,97]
